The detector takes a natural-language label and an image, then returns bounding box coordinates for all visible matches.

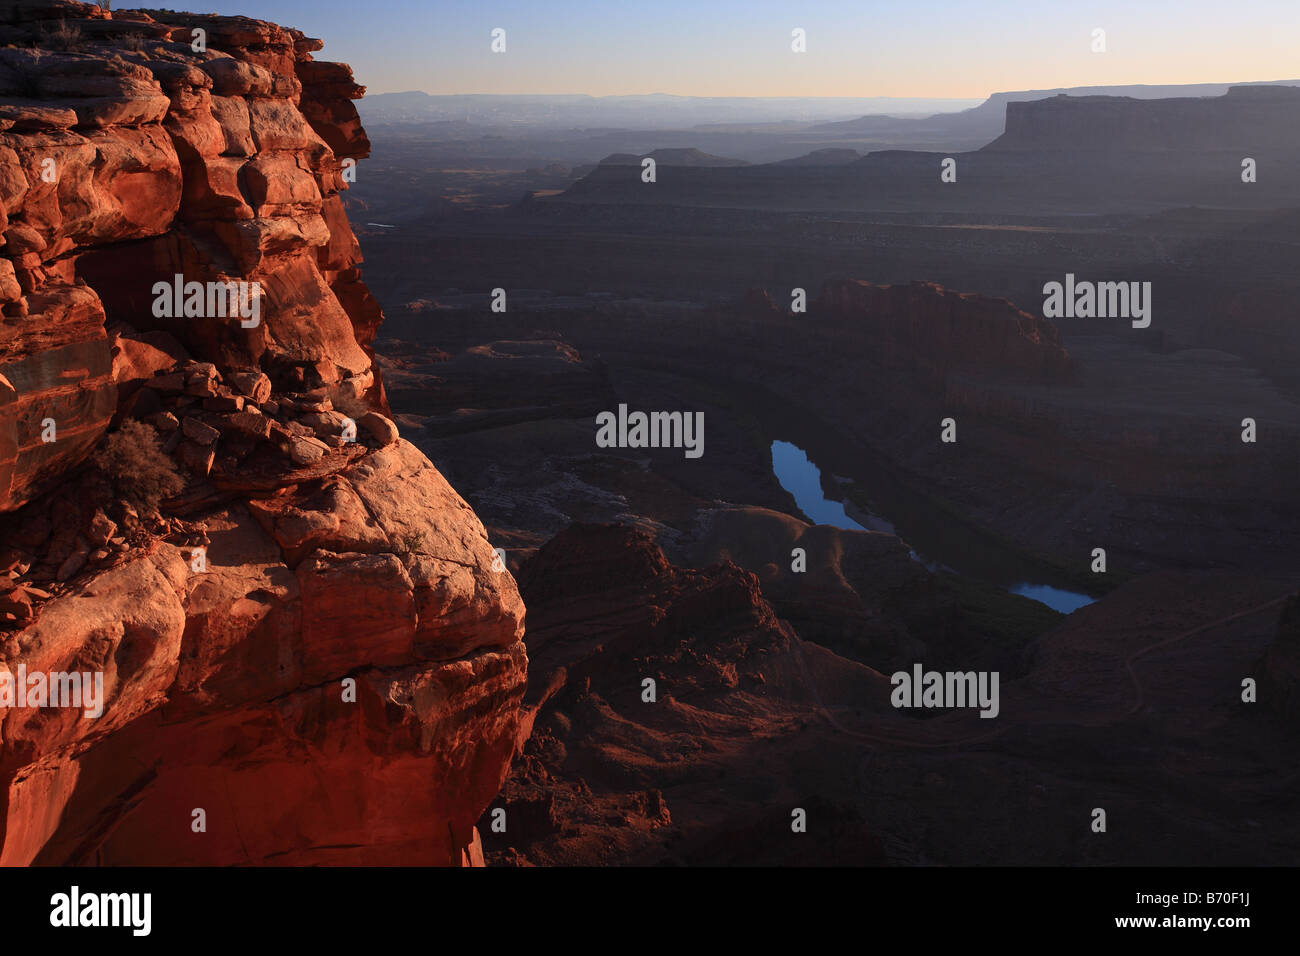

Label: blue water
[770,439,1096,614]
[770,441,869,532]
[1008,583,1095,614]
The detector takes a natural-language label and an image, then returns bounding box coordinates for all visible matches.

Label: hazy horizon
[190,1,1300,98]
[362,80,1294,100]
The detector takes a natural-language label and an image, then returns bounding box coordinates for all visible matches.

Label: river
[770,439,1095,614]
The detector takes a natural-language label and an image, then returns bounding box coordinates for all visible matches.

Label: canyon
[351,74,1300,864]
[1,1,1297,869]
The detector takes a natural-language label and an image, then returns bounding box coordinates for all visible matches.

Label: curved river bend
[770,439,1095,614]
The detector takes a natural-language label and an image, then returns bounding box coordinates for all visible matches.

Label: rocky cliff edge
[0,0,526,865]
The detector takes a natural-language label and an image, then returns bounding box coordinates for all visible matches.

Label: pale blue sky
[190,1,1300,97]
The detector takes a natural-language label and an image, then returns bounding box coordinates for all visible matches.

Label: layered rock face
[1,0,385,512]
[0,1,526,864]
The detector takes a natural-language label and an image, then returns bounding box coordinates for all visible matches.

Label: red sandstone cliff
[0,1,525,864]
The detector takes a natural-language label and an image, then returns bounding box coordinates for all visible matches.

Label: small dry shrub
[43,21,86,52]
[93,419,185,512]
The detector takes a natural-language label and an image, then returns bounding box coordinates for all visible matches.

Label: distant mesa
[813,79,1300,146]
[548,83,1300,215]
[809,112,947,133]
[985,85,1300,151]
[597,148,749,167]
[775,148,862,166]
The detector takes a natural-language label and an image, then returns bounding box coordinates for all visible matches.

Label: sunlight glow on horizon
[189,1,1300,100]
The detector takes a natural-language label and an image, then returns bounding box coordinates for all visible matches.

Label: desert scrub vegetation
[93,419,186,512]
[395,529,427,555]
[43,21,87,52]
